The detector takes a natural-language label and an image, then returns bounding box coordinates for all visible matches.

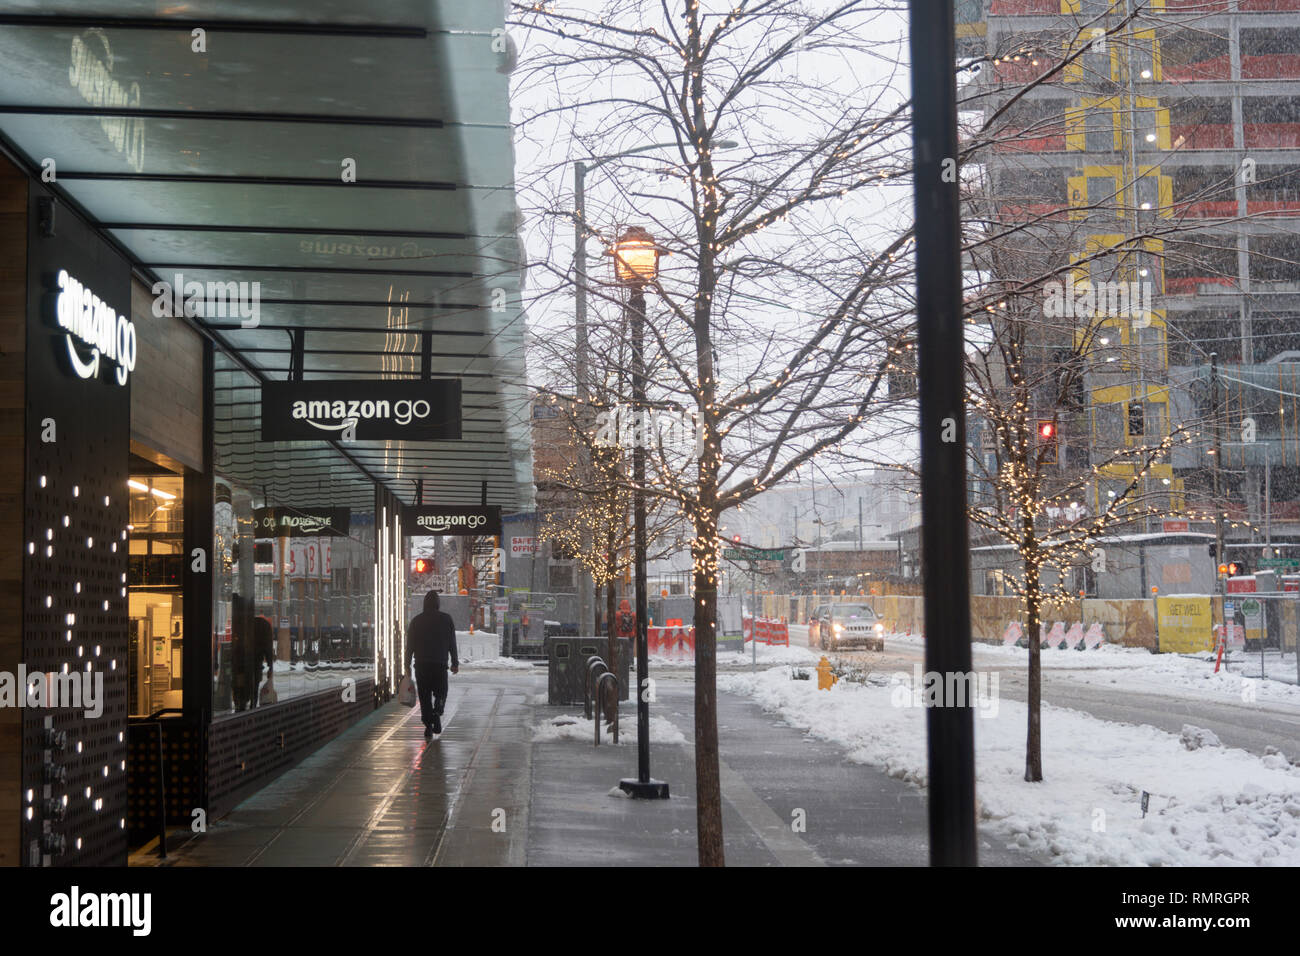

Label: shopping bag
[398,674,417,707]
[259,676,278,705]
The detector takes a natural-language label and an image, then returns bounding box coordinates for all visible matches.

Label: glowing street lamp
[611,225,662,286]
[614,224,668,800]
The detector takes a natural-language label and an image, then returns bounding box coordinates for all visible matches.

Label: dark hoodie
[406,591,459,669]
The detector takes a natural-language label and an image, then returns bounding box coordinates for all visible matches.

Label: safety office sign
[260,379,461,441]
[402,505,502,537]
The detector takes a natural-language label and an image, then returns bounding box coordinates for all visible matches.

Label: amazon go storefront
[0,156,394,866]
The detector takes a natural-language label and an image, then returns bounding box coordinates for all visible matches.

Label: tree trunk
[1024,558,1043,782]
[692,510,724,866]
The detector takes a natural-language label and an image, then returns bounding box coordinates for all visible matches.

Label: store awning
[0,0,534,513]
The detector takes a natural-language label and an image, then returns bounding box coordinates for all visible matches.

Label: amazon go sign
[53,269,137,386]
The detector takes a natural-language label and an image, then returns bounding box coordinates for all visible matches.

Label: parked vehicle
[809,602,885,650]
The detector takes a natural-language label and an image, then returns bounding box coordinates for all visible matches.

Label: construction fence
[755,592,1300,656]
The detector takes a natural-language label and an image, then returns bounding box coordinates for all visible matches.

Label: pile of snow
[531,713,687,746]
[1180,725,1222,751]
[647,641,820,669]
[458,656,536,671]
[887,630,1300,703]
[719,666,1300,866]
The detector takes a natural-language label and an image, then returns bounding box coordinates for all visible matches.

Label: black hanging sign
[402,505,502,537]
[260,379,461,441]
[253,507,351,537]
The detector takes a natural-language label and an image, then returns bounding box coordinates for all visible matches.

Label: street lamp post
[571,142,736,641]
[613,226,669,800]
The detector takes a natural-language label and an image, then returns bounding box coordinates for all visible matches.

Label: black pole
[620,282,667,798]
[909,0,977,865]
[632,286,651,781]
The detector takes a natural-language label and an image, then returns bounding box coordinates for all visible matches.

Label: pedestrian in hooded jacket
[405,590,459,738]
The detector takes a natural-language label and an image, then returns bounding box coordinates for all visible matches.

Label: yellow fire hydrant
[816,656,837,690]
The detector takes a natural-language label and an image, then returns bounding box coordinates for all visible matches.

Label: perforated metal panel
[20,185,132,866]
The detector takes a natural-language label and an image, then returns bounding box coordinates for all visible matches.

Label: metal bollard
[594,671,620,746]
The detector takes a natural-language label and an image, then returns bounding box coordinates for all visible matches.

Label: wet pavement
[141,669,1038,867]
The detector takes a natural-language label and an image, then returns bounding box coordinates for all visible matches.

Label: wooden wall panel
[0,154,26,868]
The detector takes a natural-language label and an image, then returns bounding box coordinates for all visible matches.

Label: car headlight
[832,623,842,638]
[874,622,884,633]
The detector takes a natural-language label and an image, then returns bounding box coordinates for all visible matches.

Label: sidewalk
[141,669,1036,867]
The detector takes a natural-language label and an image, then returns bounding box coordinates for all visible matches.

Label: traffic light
[1037,420,1058,464]
[412,557,432,575]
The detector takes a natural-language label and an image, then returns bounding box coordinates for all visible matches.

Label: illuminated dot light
[27,543,34,554]
[75,582,82,593]
[76,838,82,850]
[45,546,53,558]
[62,516,69,527]
[39,475,46,488]
[103,496,110,506]
[72,485,79,497]
[45,529,52,540]
[86,537,93,548]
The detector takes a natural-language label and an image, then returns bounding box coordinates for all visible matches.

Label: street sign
[1259,557,1300,569]
[723,548,785,561]
[543,596,557,611]
[1161,519,1190,533]
[1241,598,1261,616]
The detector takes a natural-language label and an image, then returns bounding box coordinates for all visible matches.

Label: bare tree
[511,0,913,864]
[951,4,1253,782]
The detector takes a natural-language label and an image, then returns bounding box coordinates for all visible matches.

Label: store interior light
[128,479,176,500]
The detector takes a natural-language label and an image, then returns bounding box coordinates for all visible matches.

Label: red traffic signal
[413,557,432,574]
[1036,419,1058,463]
[1227,561,1242,576]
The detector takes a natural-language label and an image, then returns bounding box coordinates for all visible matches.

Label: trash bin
[546,637,631,705]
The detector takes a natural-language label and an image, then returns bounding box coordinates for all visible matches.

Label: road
[788,625,1300,757]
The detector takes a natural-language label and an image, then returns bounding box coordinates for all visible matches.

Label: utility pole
[574,161,596,639]
[1211,353,1224,572]
[909,0,977,865]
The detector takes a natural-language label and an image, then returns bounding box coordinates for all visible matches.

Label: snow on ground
[649,642,820,668]
[459,657,537,671]
[882,630,1300,704]
[532,712,688,746]
[719,666,1300,866]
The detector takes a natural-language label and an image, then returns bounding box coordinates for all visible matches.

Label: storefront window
[211,354,379,716]
[127,472,185,717]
